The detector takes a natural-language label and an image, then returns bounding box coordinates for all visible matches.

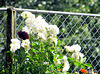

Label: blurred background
[0,0,100,13]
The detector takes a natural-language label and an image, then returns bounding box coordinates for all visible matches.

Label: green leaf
[74,62,81,67]
[84,63,93,68]
[67,57,77,62]
[57,40,61,46]
[26,56,34,62]
[57,55,63,59]
[32,43,36,46]
[82,65,85,69]
[67,72,73,74]
[47,50,53,63]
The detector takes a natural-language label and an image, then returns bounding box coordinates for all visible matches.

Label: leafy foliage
[0,0,100,73]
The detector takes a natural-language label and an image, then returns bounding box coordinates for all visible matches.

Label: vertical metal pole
[12,9,16,38]
[6,7,16,74]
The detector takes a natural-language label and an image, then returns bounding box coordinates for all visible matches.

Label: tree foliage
[0,0,100,13]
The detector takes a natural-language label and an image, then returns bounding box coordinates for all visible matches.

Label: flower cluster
[64,44,85,63]
[9,11,93,74]
[10,11,59,52]
[54,55,70,72]
[10,38,20,52]
[53,44,85,73]
[64,44,81,52]
[10,38,30,53]
[21,11,59,44]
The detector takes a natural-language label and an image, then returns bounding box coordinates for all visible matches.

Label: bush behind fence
[0,7,100,73]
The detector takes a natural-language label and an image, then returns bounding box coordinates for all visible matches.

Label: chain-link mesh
[0,8,99,73]
[16,11,100,73]
[0,10,7,73]
[0,11,7,51]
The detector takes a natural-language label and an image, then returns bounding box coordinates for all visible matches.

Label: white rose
[48,36,57,45]
[10,38,20,52]
[62,55,70,72]
[31,16,48,34]
[71,44,81,52]
[22,26,30,34]
[63,55,67,61]
[36,25,47,33]
[25,18,35,28]
[71,52,84,62]
[64,45,74,52]
[21,39,30,52]
[35,16,48,26]
[62,63,70,72]
[38,33,47,40]
[21,11,35,19]
[48,25,59,36]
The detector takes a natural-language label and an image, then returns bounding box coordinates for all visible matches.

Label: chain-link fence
[16,9,100,73]
[0,7,100,73]
[0,9,7,52]
[0,8,7,73]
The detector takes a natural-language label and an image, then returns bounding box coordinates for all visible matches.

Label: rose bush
[9,11,93,74]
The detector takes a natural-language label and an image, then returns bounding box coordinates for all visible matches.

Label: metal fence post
[5,7,16,74]
[12,9,16,38]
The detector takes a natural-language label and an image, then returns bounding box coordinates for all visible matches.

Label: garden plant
[1,11,96,74]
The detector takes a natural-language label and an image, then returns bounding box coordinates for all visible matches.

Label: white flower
[21,39,30,52]
[21,11,35,19]
[30,25,38,34]
[22,26,30,34]
[35,16,48,33]
[10,38,20,52]
[64,45,74,52]
[71,44,81,52]
[62,55,70,72]
[54,55,70,72]
[36,25,47,33]
[47,25,59,36]
[22,26,33,34]
[63,55,67,61]
[62,63,70,72]
[36,15,43,20]
[71,52,84,62]
[64,44,81,52]
[35,15,48,26]
[54,55,61,66]
[25,17,35,28]
[38,33,47,40]
[26,15,48,34]
[48,36,57,45]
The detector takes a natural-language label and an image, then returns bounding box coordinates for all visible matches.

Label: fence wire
[0,8,100,73]
[0,10,7,73]
[16,10,100,73]
[0,11,7,52]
